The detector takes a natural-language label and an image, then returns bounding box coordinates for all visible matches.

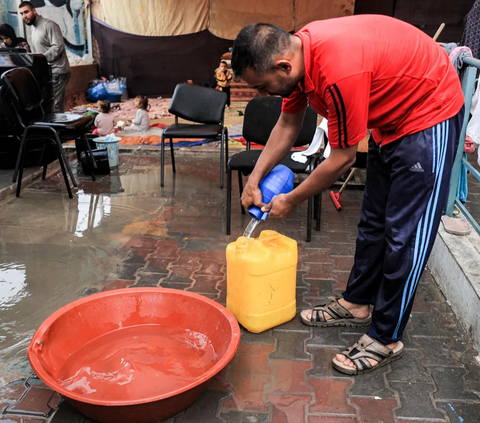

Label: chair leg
[169,138,176,173]
[315,192,322,231]
[82,135,96,182]
[224,128,229,173]
[226,163,232,235]
[53,133,77,187]
[238,171,245,215]
[13,132,28,184]
[54,139,73,199]
[161,134,165,187]
[220,130,225,189]
[306,196,312,242]
[15,131,29,197]
[42,143,49,180]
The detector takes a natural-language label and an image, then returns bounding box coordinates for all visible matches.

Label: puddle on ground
[0,166,169,362]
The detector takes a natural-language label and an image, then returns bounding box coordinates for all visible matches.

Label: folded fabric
[291,119,328,163]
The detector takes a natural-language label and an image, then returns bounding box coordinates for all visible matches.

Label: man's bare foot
[300,298,370,322]
[335,341,398,370]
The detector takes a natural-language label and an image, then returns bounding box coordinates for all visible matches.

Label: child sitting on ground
[215,60,233,108]
[93,100,116,136]
[123,95,150,132]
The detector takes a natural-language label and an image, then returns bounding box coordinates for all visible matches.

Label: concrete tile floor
[0,154,479,423]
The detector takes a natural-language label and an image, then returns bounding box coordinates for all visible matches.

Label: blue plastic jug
[248,165,295,221]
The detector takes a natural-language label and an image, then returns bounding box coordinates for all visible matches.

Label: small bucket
[93,136,121,169]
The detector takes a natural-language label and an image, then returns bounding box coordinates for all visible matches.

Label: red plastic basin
[27,288,240,423]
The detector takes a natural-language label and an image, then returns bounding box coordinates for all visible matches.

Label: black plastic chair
[1,67,95,199]
[161,83,228,188]
[226,97,320,242]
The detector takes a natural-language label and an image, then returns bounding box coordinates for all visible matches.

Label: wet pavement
[0,154,480,423]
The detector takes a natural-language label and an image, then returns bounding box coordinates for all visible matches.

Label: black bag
[79,149,110,175]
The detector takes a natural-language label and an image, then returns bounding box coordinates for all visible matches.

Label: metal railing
[445,56,480,234]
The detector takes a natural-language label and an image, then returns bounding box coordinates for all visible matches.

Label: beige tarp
[91,0,355,39]
[99,0,209,36]
[295,0,355,30]
[209,0,295,39]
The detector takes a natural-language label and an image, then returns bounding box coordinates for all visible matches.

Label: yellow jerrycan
[226,230,298,333]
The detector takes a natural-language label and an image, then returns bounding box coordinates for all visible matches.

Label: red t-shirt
[282,15,465,149]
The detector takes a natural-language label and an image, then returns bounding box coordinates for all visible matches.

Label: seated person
[0,24,30,51]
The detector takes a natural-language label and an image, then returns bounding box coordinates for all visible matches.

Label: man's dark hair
[231,23,292,77]
[19,1,34,9]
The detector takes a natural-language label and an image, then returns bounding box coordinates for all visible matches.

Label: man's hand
[241,179,264,210]
[261,193,298,218]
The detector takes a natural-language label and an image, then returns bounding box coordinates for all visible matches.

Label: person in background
[93,100,116,136]
[215,60,233,108]
[0,24,30,51]
[19,1,70,112]
[124,96,150,132]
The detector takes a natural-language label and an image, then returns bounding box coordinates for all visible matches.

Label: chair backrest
[242,97,317,147]
[168,83,227,124]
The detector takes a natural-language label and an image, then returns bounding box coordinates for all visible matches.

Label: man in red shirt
[231,15,464,375]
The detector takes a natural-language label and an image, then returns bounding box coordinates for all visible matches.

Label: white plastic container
[93,136,121,169]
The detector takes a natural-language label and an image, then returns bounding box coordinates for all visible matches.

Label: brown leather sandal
[300,298,372,327]
[332,334,404,375]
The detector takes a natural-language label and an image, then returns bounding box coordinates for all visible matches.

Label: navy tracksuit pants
[343,108,464,345]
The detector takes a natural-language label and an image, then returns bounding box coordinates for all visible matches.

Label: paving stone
[5,384,56,418]
[268,393,312,423]
[230,343,275,376]
[78,287,99,298]
[270,330,311,361]
[413,337,463,368]
[387,348,433,384]
[296,287,311,311]
[102,279,135,291]
[274,313,310,332]
[306,328,344,349]
[428,367,479,401]
[349,365,395,399]
[308,417,358,423]
[141,261,170,275]
[267,360,312,395]
[331,271,352,291]
[174,389,227,422]
[167,265,199,280]
[306,347,351,379]
[330,256,354,272]
[207,368,231,392]
[112,263,140,280]
[304,263,334,280]
[305,279,337,298]
[49,401,97,423]
[308,378,355,415]
[436,401,480,423]
[240,328,275,345]
[133,272,162,287]
[326,242,357,256]
[389,381,444,420]
[121,251,147,265]
[350,397,398,423]
[222,373,271,411]
[218,410,270,423]
[409,312,458,338]
[187,275,223,295]
[196,260,225,276]
[159,281,192,290]
[0,417,46,422]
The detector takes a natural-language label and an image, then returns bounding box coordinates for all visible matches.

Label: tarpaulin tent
[91,0,355,97]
